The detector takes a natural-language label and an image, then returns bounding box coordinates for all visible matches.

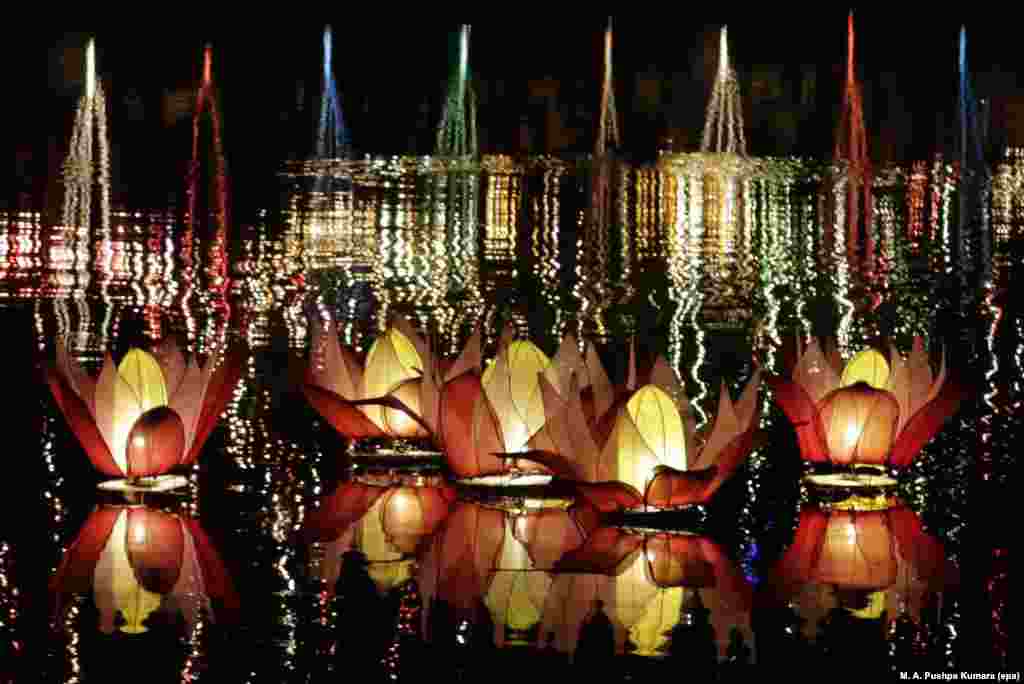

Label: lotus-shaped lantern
[546,527,753,659]
[303,477,456,595]
[51,504,238,635]
[303,317,436,451]
[437,328,611,485]
[768,337,966,487]
[44,339,243,490]
[529,351,762,510]
[768,499,957,627]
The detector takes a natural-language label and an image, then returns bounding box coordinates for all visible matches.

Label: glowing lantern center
[118,349,168,412]
[625,385,687,470]
[840,348,890,390]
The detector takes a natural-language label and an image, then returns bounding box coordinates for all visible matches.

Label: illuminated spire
[202,43,213,87]
[324,25,333,79]
[700,26,746,155]
[596,16,620,157]
[435,24,477,157]
[85,38,96,100]
[834,11,867,167]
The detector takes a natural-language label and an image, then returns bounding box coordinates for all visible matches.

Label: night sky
[3,11,1021,207]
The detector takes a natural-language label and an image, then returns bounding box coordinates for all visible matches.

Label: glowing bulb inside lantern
[840,349,890,389]
[131,522,147,546]
[133,435,146,449]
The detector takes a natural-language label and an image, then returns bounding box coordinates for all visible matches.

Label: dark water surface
[0,156,1016,681]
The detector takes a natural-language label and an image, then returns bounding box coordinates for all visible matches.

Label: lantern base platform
[97,475,189,493]
[804,472,898,489]
[604,506,708,530]
[456,473,554,488]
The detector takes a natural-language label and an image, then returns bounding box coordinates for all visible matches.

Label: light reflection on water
[1,152,1021,679]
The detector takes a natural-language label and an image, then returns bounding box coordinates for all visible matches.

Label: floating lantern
[45,339,243,491]
[438,328,602,485]
[769,336,966,487]
[303,316,435,454]
[51,505,238,635]
[530,352,762,510]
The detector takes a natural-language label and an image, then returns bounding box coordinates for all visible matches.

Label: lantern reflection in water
[417,499,597,649]
[51,505,238,635]
[303,479,455,595]
[546,527,752,659]
[769,500,957,637]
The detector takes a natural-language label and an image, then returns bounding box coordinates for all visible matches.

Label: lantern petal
[645,465,717,508]
[353,391,431,438]
[303,481,387,543]
[182,517,240,618]
[529,373,600,481]
[152,339,187,401]
[391,314,430,372]
[303,383,386,439]
[51,506,122,595]
[45,365,122,477]
[56,339,96,415]
[362,327,423,429]
[309,317,360,400]
[95,354,144,475]
[419,344,442,437]
[445,325,483,382]
[793,337,840,404]
[770,507,830,599]
[547,333,586,398]
[694,380,742,470]
[571,481,643,513]
[553,526,643,576]
[887,345,914,435]
[439,372,507,478]
[889,369,967,469]
[584,342,615,421]
[766,375,829,462]
[905,336,934,418]
[184,347,245,464]
[169,363,205,459]
[481,340,551,452]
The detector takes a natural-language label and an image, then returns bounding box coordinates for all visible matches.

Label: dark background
[4,11,1023,209]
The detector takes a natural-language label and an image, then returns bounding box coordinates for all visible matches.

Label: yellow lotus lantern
[45,339,243,490]
[303,316,436,453]
[530,353,762,510]
[769,336,967,487]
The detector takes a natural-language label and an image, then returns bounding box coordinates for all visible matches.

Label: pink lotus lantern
[545,527,753,659]
[437,329,613,485]
[51,504,238,635]
[529,350,762,511]
[768,336,966,487]
[44,339,243,491]
[303,317,436,452]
